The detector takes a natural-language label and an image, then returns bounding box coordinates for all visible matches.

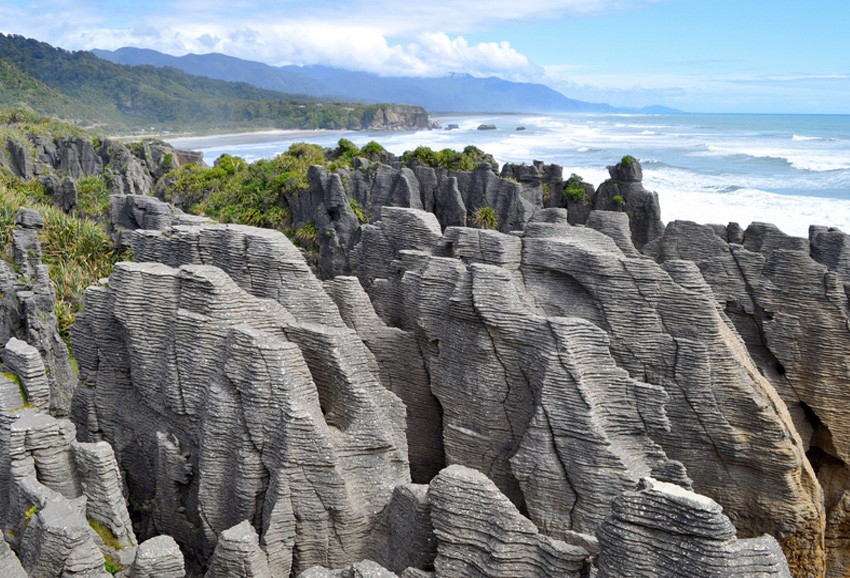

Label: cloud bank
[0,0,660,80]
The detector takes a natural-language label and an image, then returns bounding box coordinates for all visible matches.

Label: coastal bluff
[2,147,849,578]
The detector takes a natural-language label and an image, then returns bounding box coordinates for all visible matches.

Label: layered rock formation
[4,152,850,577]
[1,134,204,213]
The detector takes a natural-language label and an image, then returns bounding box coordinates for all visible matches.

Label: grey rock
[594,158,664,249]
[352,208,822,573]
[5,139,33,179]
[299,560,399,578]
[810,225,850,285]
[650,218,850,575]
[585,209,642,258]
[20,498,111,578]
[428,465,593,577]
[15,208,44,230]
[596,478,792,578]
[0,213,77,417]
[72,258,408,573]
[205,521,271,578]
[126,535,185,578]
[0,529,27,578]
[3,337,51,412]
[366,484,436,574]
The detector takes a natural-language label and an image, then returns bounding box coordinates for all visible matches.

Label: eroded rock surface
[597,477,792,577]
[71,251,409,573]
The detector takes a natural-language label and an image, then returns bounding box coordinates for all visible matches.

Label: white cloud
[0,0,662,81]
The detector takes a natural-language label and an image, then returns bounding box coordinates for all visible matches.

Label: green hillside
[0,34,429,134]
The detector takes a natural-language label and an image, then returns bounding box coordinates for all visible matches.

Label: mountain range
[0,34,430,133]
[93,47,679,115]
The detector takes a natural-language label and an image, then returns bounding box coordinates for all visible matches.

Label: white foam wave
[792,134,819,141]
[699,143,850,172]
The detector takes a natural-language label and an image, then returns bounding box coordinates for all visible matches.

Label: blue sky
[1,0,848,113]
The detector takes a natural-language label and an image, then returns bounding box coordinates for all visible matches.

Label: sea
[165,113,850,238]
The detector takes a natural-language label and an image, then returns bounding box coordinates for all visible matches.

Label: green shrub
[564,174,586,203]
[294,220,318,247]
[349,199,366,224]
[359,141,385,157]
[472,207,498,230]
[613,195,626,206]
[104,555,122,575]
[24,505,38,525]
[621,155,636,166]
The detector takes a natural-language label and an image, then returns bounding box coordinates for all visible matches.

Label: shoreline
[162,128,348,149]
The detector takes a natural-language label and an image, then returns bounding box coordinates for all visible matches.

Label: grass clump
[613,195,626,206]
[0,173,128,341]
[621,154,636,166]
[88,517,122,550]
[349,199,366,224]
[472,207,499,230]
[104,554,122,575]
[75,175,109,219]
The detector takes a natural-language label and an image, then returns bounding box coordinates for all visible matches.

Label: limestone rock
[593,158,664,249]
[299,560,399,578]
[428,465,593,577]
[205,521,271,578]
[366,484,436,574]
[19,498,111,578]
[0,529,27,578]
[648,218,850,576]
[352,208,822,574]
[596,478,792,577]
[72,258,408,573]
[0,211,77,417]
[126,535,185,578]
[3,337,51,412]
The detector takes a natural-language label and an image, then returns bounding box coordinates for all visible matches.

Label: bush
[613,194,625,206]
[472,207,498,230]
[564,174,586,203]
[621,155,636,166]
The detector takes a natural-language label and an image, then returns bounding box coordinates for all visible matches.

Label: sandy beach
[164,128,348,150]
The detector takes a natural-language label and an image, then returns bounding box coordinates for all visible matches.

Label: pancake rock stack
[3,156,849,577]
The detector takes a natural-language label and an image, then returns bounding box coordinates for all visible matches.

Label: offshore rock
[596,478,792,577]
[428,465,593,577]
[71,256,409,574]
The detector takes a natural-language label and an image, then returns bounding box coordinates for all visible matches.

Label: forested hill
[0,34,431,134]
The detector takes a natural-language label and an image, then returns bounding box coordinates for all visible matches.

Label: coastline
[163,128,347,150]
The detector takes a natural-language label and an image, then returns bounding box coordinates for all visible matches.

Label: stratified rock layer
[596,477,792,577]
[428,465,593,577]
[351,208,823,574]
[72,247,409,574]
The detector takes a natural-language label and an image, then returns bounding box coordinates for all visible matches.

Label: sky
[1,0,849,113]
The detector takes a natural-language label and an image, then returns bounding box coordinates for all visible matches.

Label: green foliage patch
[472,206,499,230]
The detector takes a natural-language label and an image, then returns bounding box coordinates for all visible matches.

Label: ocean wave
[698,144,850,172]
[653,185,850,237]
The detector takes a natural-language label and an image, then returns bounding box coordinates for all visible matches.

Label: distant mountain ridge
[93,47,679,114]
[0,34,431,133]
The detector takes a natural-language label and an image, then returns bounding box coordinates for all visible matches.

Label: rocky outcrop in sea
[2,150,849,578]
